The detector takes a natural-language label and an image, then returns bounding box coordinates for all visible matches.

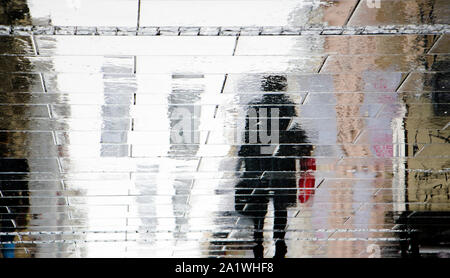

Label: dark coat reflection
[235,76,313,258]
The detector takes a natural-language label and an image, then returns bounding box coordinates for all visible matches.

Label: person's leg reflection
[248,189,268,259]
[252,215,265,258]
[273,195,289,258]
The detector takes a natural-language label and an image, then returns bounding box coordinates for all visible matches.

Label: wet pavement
[0,0,450,258]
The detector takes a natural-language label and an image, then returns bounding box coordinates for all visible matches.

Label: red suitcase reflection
[298,158,316,203]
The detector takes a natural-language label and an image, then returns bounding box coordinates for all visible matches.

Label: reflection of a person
[235,76,313,258]
[0,158,30,258]
[167,76,202,241]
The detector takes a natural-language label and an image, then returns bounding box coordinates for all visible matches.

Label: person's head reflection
[235,75,313,258]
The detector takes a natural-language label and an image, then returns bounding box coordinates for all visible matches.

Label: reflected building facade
[397,50,450,257]
[0,0,32,258]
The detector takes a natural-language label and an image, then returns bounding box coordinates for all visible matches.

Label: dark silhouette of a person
[235,75,313,258]
[0,158,30,258]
